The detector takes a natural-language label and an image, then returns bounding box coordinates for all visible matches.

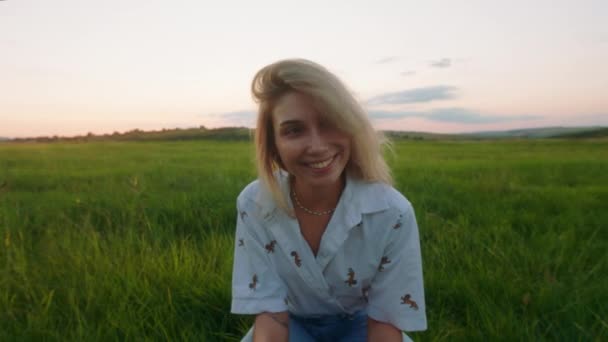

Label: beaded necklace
[291,189,336,216]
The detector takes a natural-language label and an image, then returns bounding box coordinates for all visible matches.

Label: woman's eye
[283,126,302,136]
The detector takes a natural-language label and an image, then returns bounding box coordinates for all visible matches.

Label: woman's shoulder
[237,179,269,209]
[236,179,277,219]
[237,179,262,203]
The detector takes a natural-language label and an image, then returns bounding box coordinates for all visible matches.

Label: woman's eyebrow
[279,120,303,127]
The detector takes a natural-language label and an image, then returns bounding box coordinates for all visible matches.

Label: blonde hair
[251,58,392,213]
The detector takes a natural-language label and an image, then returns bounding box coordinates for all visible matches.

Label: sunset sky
[1,0,607,138]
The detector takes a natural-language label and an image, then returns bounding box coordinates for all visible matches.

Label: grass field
[1,139,607,341]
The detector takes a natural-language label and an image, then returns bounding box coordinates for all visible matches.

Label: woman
[231,59,426,341]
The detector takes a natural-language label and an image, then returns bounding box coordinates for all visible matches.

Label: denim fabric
[240,311,413,342]
[288,310,367,342]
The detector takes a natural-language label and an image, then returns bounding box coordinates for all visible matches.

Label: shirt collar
[340,175,390,227]
[258,172,390,224]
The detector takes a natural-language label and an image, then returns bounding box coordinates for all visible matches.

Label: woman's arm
[368,317,402,342]
[253,311,289,342]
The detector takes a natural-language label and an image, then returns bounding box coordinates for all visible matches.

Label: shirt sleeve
[231,197,288,314]
[367,202,427,332]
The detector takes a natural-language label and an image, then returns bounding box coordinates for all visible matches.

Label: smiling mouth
[307,155,336,169]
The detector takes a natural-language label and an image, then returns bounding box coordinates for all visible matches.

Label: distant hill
[106,126,252,141]
[551,127,608,138]
[9,127,253,143]
[462,126,607,139]
[384,130,463,140]
[6,125,607,143]
[384,126,608,140]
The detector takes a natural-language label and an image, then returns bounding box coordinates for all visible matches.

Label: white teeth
[309,157,333,169]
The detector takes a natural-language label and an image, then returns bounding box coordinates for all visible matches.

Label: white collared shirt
[231,173,427,332]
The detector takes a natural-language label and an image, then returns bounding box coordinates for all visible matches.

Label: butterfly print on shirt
[238,238,244,247]
[362,285,371,303]
[265,240,277,253]
[249,274,258,291]
[378,256,391,271]
[400,293,419,310]
[392,214,404,229]
[290,251,302,267]
[345,268,358,287]
[240,211,248,220]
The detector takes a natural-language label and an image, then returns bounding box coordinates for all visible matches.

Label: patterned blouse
[231,173,427,332]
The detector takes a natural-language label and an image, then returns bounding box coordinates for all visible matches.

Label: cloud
[216,110,256,120]
[205,110,256,127]
[375,56,400,64]
[368,110,421,119]
[369,107,543,124]
[426,108,542,123]
[429,58,451,68]
[400,71,416,77]
[213,105,544,127]
[366,86,457,105]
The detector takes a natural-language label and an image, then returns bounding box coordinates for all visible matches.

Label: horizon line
[2,124,606,140]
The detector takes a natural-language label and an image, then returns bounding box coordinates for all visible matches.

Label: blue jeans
[240,310,367,342]
[288,310,367,342]
[240,311,412,341]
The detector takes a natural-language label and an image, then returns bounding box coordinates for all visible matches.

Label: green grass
[1,139,607,341]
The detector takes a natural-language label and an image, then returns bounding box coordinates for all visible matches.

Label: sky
[1,0,607,138]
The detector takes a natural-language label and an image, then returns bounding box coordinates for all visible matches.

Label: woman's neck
[291,175,345,212]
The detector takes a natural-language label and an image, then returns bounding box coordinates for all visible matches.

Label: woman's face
[272,92,351,190]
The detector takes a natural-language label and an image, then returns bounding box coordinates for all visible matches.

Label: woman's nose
[307,129,329,152]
